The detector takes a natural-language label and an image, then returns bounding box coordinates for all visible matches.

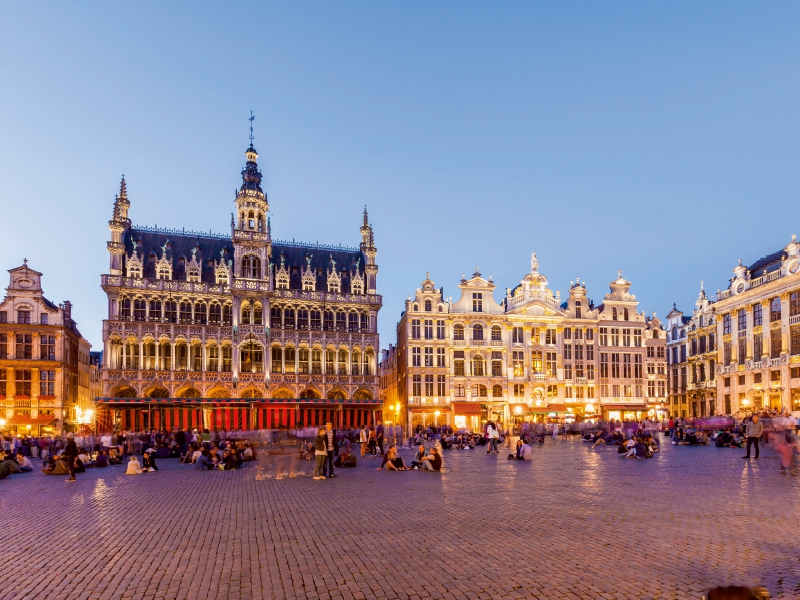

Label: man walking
[376,422,385,456]
[63,432,78,482]
[743,415,763,459]
[323,422,338,478]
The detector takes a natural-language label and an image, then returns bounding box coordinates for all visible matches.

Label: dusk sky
[1,3,798,350]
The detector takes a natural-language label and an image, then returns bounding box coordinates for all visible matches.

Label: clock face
[790,261,799,275]
[736,282,745,294]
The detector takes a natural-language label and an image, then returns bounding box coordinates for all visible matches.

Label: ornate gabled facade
[381,255,666,432]
[0,262,94,435]
[99,139,382,431]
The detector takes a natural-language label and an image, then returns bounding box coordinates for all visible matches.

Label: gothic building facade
[99,142,381,431]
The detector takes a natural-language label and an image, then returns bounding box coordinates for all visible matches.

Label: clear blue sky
[1,3,798,350]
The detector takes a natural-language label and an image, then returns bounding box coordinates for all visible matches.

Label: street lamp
[394,403,401,441]
[434,410,440,427]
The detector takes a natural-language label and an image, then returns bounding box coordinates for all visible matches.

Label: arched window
[623,308,629,321]
[575,301,582,319]
[472,324,483,341]
[492,384,503,398]
[311,348,322,374]
[241,301,251,324]
[284,308,295,329]
[133,299,146,321]
[325,348,335,373]
[360,312,369,332]
[149,299,162,322]
[453,324,464,340]
[284,346,296,374]
[348,312,359,332]
[424,299,432,311]
[157,265,170,280]
[672,326,678,340]
[240,341,263,373]
[324,310,334,331]
[222,304,232,325]
[164,300,177,323]
[253,301,263,325]
[338,349,348,374]
[352,349,361,375]
[364,349,374,376]
[491,326,502,341]
[207,344,219,371]
[336,312,346,331]
[791,291,800,317]
[298,348,310,374]
[271,307,282,328]
[209,303,221,324]
[472,354,485,376]
[195,302,207,325]
[179,301,192,324]
[413,303,419,312]
[438,304,443,312]
[652,329,660,339]
[311,310,322,330]
[143,341,156,370]
[175,342,188,371]
[271,346,282,373]
[241,255,261,279]
[476,384,488,397]
[121,298,131,318]
[612,307,618,321]
[454,384,465,397]
[297,309,309,329]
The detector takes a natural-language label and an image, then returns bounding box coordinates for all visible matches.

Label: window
[492,384,503,398]
[690,338,697,356]
[454,353,465,375]
[634,354,642,378]
[563,327,572,340]
[40,335,55,360]
[164,301,177,323]
[770,297,781,322]
[724,341,731,366]
[771,330,782,359]
[512,327,524,344]
[546,351,557,376]
[324,311,334,331]
[196,302,207,325]
[512,351,524,378]
[623,308,629,321]
[491,357,503,376]
[611,328,620,346]
[412,375,421,397]
[437,375,446,397]
[723,314,731,335]
[622,329,631,347]
[648,381,656,398]
[271,347,283,373]
[586,345,594,361]
[725,395,731,414]
[133,299,146,321]
[241,255,261,279]
[472,355,485,376]
[791,328,800,356]
[454,384,465,397]
[738,309,747,331]
[699,336,707,354]
[472,324,484,341]
[752,303,762,327]
[348,312,359,332]
[472,293,483,312]
[0,370,5,396]
[15,370,32,396]
[424,347,433,367]
[531,350,543,373]
[738,338,746,365]
[180,301,193,324]
[600,353,608,378]
[491,326,502,341]
[453,324,464,340]
[575,301,582,319]
[17,310,31,324]
[622,354,631,378]
[424,299,432,312]
[791,291,800,317]
[40,313,48,325]
[424,374,434,396]
[222,305,232,325]
[40,370,55,396]
[472,384,488,397]
[0,334,6,359]
[297,348,309,374]
[564,365,572,380]
[335,312,345,331]
[209,304,221,324]
[599,328,608,346]
[15,334,32,359]
[546,328,557,345]
[436,320,445,340]
[0,311,6,323]
[325,349,334,373]
[658,382,666,398]
[771,370,781,382]
[563,344,571,360]
[612,307,618,321]
[424,320,433,340]
[611,353,620,377]
[437,348,446,367]
[647,346,655,358]
[412,347,421,367]
[222,346,233,372]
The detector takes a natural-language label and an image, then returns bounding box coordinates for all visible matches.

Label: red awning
[6,416,56,426]
[452,402,482,415]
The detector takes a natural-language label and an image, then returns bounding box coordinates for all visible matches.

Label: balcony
[271,288,382,306]
[408,396,450,406]
[470,338,488,346]
[575,377,587,384]
[490,340,504,347]
[532,373,547,382]
[453,340,466,346]
[790,315,800,326]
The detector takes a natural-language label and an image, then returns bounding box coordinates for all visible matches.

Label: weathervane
[249,111,255,146]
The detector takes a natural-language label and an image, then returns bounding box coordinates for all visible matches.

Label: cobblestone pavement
[2,437,799,600]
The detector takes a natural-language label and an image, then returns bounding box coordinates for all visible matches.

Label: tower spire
[119,174,127,200]
[363,205,369,227]
[249,111,255,147]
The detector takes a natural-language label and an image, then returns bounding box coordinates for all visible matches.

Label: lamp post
[394,403,401,442]
[434,410,440,428]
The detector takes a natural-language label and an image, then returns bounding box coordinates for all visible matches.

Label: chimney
[63,300,72,324]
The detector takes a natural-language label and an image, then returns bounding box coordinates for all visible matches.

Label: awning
[452,402,482,415]
[96,397,253,406]
[5,416,56,426]
[601,404,646,409]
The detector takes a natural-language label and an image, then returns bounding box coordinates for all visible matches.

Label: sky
[1,2,799,350]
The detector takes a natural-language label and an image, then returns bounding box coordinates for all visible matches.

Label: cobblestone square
[2,438,799,600]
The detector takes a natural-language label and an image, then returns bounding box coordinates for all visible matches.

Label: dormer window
[623,308,629,321]
[472,293,483,312]
[575,301,582,319]
[157,265,170,280]
[424,300,432,311]
[276,273,289,289]
[612,307,618,321]
[187,268,201,283]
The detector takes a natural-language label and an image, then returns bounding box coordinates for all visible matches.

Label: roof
[123,227,366,292]
[747,249,784,276]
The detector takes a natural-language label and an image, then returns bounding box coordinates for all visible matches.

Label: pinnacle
[119,175,127,200]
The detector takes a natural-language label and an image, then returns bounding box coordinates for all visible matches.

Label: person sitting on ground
[143,448,159,472]
[222,448,238,471]
[334,446,358,468]
[378,446,407,471]
[510,439,523,459]
[77,450,95,468]
[695,431,709,445]
[583,432,594,442]
[420,446,443,471]
[94,450,109,468]
[2,453,21,475]
[299,442,314,461]
[516,441,532,461]
[125,455,144,475]
[42,455,69,475]
[633,438,651,459]
[194,449,215,470]
[685,430,699,446]
[242,444,255,461]
[15,452,34,472]
[411,445,428,469]
[623,438,637,457]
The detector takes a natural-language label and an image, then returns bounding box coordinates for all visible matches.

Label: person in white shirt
[15,453,34,472]
[517,442,532,461]
[125,455,144,474]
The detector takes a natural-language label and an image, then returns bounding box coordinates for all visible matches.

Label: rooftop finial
[363,205,369,227]
[530,252,538,273]
[119,175,127,199]
[249,110,255,146]
[617,269,622,279]
[700,279,704,292]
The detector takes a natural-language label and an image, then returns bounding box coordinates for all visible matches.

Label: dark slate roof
[42,296,60,311]
[123,227,366,292]
[748,249,784,276]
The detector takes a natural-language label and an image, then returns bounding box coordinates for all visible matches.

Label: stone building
[381,255,667,431]
[0,261,94,435]
[711,234,800,415]
[98,140,382,431]
[665,305,689,418]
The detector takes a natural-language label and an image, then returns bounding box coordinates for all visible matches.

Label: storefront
[1,415,57,437]
[452,401,482,432]
[602,405,645,422]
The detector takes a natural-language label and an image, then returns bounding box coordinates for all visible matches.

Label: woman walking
[313,428,327,480]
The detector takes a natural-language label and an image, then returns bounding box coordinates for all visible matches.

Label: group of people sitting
[377,444,443,471]
[619,435,659,458]
[671,429,710,446]
[0,450,34,479]
[178,440,255,471]
[509,439,533,460]
[40,447,121,475]
[124,448,162,474]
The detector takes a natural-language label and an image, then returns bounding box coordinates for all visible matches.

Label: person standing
[323,422,338,478]
[376,422,385,456]
[360,424,369,457]
[743,415,763,459]
[313,428,327,480]
[63,432,78,482]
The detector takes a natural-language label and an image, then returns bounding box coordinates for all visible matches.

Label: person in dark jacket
[63,432,78,482]
[175,429,187,456]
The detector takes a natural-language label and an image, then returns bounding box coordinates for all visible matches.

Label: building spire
[363,205,369,227]
[119,175,127,200]
[249,110,255,148]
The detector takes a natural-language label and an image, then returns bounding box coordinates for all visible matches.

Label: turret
[107,176,131,275]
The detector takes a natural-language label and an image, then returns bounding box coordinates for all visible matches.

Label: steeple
[107,175,131,276]
[360,205,371,248]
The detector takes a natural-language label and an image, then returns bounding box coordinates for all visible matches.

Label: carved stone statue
[531,252,538,273]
